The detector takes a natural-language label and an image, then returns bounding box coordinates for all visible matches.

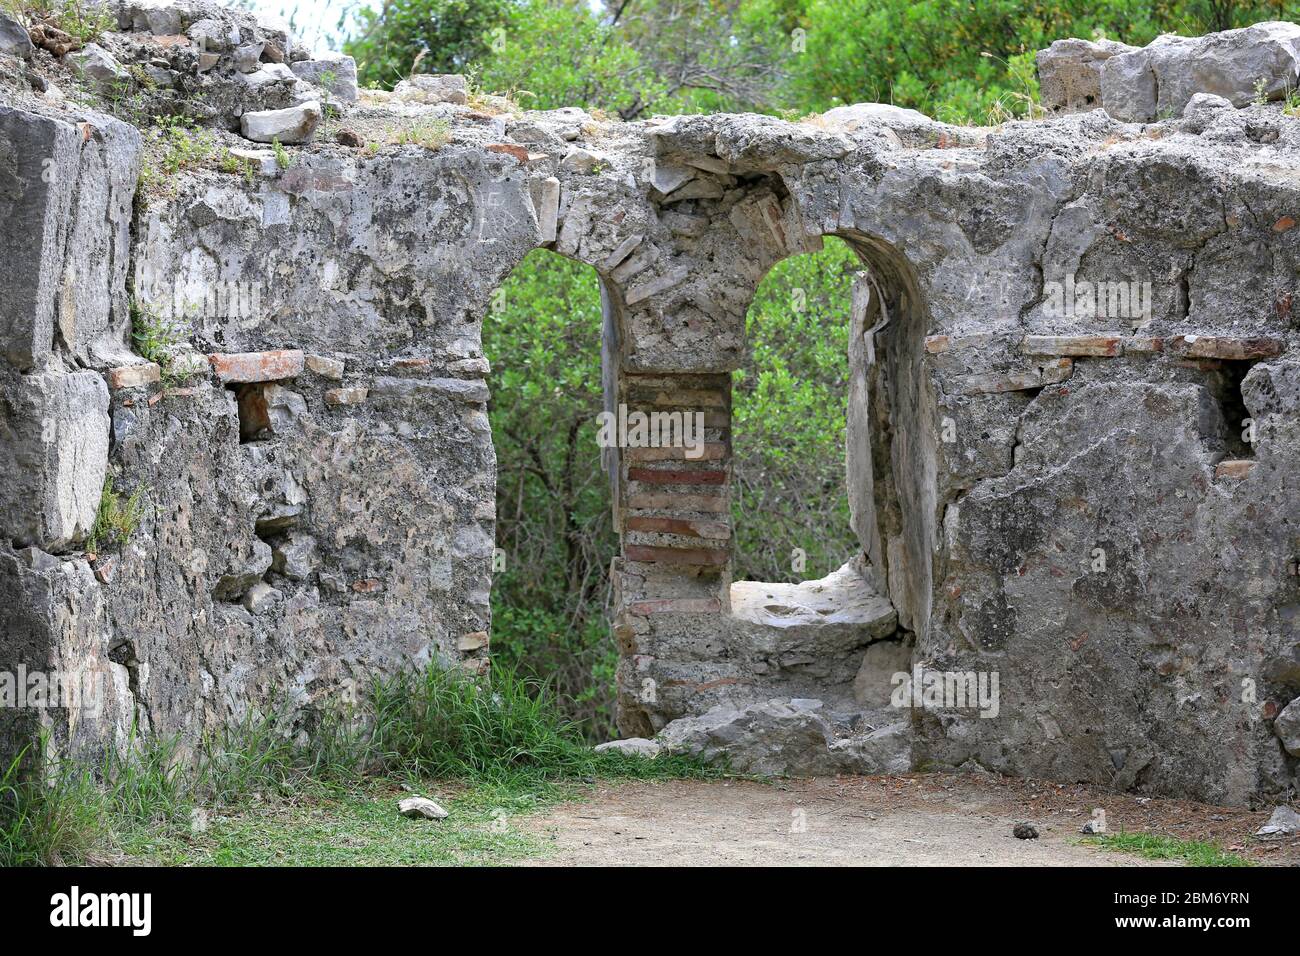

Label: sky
[250,0,608,56]
[246,0,373,55]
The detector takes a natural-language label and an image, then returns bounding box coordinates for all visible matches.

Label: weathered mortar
[1,6,1298,804]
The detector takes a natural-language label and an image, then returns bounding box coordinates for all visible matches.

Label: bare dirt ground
[520,772,1300,867]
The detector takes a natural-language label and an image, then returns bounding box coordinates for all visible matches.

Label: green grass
[1083,832,1254,867]
[130,297,183,367]
[0,748,108,866]
[271,138,292,170]
[386,117,452,150]
[0,664,723,866]
[137,116,220,198]
[86,474,146,553]
[133,780,552,866]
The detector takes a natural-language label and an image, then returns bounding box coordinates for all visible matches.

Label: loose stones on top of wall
[53,0,360,134]
[239,101,321,145]
[1037,38,1138,115]
[1042,21,1300,121]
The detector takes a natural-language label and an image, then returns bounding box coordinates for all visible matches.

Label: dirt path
[520,773,1298,867]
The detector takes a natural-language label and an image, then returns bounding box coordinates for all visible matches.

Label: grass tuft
[386,116,451,150]
[130,296,205,389]
[137,116,220,199]
[1083,831,1254,867]
[0,746,107,866]
[86,474,146,553]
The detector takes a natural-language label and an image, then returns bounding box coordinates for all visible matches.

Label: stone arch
[606,188,938,754]
[716,224,937,621]
[726,235,861,585]
[831,228,937,643]
[478,244,623,724]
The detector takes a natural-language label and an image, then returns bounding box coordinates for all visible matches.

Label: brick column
[610,372,735,735]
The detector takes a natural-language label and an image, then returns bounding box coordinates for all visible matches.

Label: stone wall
[1,5,1298,804]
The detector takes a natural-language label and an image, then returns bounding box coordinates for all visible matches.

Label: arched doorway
[608,220,937,764]
[731,235,860,583]
[482,248,620,739]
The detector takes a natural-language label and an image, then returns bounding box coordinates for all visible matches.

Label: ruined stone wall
[1,6,1298,804]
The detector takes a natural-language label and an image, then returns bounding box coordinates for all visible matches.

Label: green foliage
[219,149,258,186]
[12,0,116,44]
[1253,75,1271,106]
[152,114,217,172]
[770,0,1299,123]
[471,0,666,115]
[130,297,182,363]
[0,745,107,867]
[348,0,786,116]
[489,606,617,739]
[482,251,616,736]
[370,663,722,784]
[369,665,589,781]
[137,115,219,196]
[348,0,1300,122]
[317,70,340,136]
[130,296,199,388]
[87,475,146,553]
[1285,82,1300,116]
[347,0,513,89]
[733,236,860,581]
[271,137,292,169]
[1084,831,1254,866]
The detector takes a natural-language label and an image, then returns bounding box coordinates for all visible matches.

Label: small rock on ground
[1254,805,1300,838]
[399,796,449,820]
[594,738,662,757]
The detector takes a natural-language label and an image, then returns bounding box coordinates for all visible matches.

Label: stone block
[1214,459,1256,480]
[1022,335,1121,357]
[627,467,727,485]
[624,545,729,566]
[0,365,110,550]
[1036,37,1136,114]
[290,53,358,104]
[324,386,368,406]
[305,354,345,379]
